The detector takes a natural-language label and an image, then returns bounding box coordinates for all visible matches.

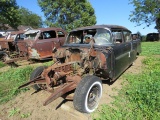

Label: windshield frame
[24,30,40,40]
[65,28,113,45]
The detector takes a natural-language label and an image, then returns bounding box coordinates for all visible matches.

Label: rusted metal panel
[17,42,28,53]
[0,41,10,50]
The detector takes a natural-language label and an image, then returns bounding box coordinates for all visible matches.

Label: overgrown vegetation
[94,42,160,120]
[0,66,34,104]
[0,60,54,104]
[0,61,5,68]
[0,42,160,119]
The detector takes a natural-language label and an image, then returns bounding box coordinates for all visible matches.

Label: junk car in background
[0,31,25,62]
[146,33,159,41]
[0,27,67,64]
[19,25,141,113]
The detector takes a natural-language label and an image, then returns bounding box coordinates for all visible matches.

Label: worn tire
[30,66,46,91]
[73,75,102,113]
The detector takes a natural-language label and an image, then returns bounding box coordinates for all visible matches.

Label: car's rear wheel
[73,75,102,113]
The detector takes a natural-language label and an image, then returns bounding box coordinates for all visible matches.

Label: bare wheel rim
[87,84,101,110]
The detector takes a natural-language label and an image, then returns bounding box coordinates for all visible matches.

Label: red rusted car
[19,25,141,113]
[0,27,67,63]
[0,31,25,61]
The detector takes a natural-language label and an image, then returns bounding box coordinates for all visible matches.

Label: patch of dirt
[126,56,145,74]
[0,60,49,73]
[0,66,10,73]
[0,56,145,120]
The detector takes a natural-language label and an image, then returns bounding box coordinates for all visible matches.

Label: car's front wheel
[73,75,102,113]
[30,66,46,91]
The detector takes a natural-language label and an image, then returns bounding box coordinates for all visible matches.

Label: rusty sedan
[19,25,141,113]
[0,27,67,64]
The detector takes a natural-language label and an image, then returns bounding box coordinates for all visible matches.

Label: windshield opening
[66,28,112,45]
[24,33,37,40]
[24,30,40,40]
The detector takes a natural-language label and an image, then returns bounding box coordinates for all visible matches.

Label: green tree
[38,0,96,31]
[129,0,160,36]
[19,7,43,28]
[0,0,20,30]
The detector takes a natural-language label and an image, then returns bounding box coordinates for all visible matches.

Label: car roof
[11,30,25,34]
[147,33,159,35]
[70,25,130,32]
[36,27,65,32]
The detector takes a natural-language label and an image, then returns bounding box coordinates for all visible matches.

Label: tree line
[0,0,159,34]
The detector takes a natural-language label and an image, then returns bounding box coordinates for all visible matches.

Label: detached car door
[35,30,60,59]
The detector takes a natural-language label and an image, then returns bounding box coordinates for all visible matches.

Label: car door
[123,30,137,65]
[132,34,141,55]
[35,30,60,59]
[112,30,131,78]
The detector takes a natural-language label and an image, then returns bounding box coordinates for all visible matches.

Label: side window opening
[123,31,131,42]
[57,31,65,37]
[42,30,56,39]
[39,33,43,39]
[112,30,123,44]
[15,34,24,42]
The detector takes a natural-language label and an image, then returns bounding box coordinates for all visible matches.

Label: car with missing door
[19,25,141,113]
[0,27,67,64]
[0,31,25,61]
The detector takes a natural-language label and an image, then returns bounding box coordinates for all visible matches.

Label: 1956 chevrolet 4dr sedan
[19,25,141,113]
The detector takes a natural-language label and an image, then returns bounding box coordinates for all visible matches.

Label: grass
[8,108,20,117]
[0,42,159,119]
[140,42,160,56]
[93,42,160,120]
[0,61,5,68]
[8,107,31,118]
[0,59,54,104]
[0,66,34,104]
[20,113,31,118]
